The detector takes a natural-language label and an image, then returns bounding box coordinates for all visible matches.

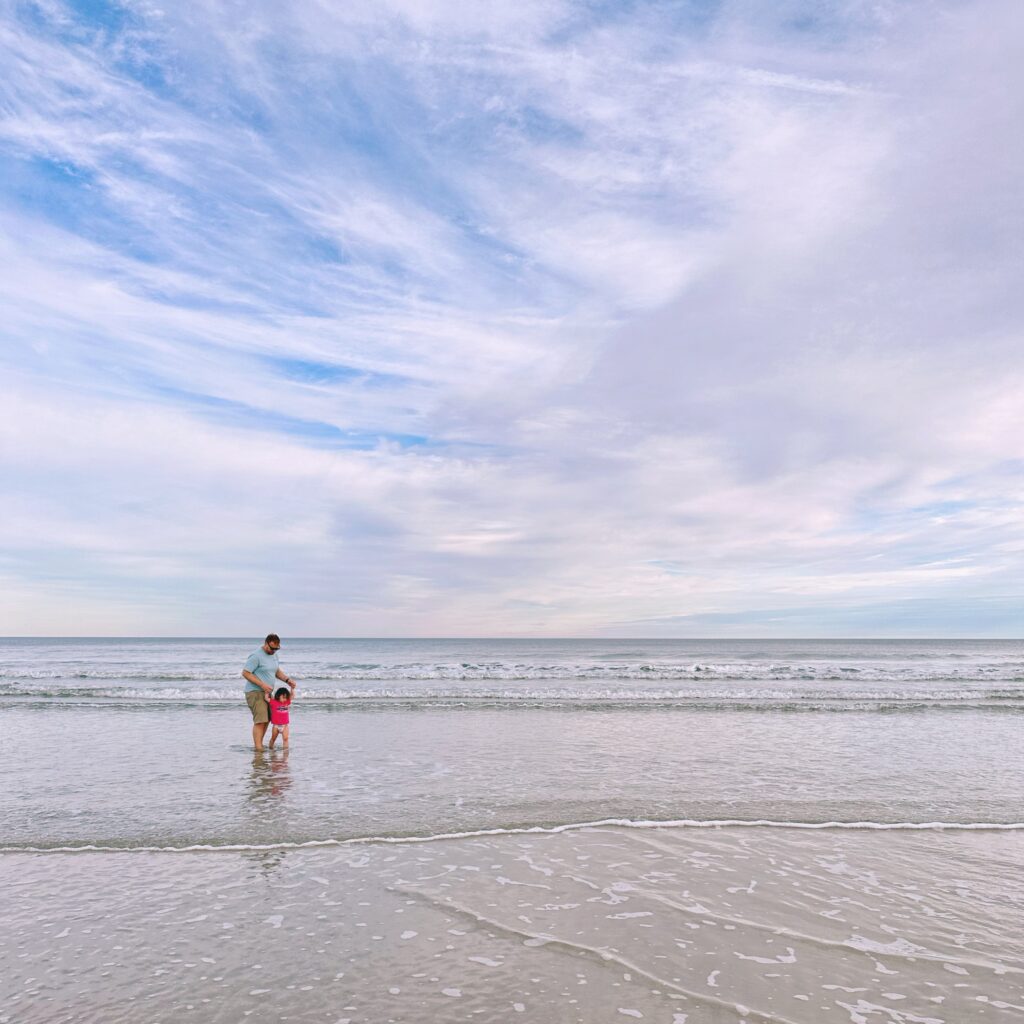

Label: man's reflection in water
[244,749,292,878]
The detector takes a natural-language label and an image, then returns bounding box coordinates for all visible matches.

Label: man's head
[264,633,281,653]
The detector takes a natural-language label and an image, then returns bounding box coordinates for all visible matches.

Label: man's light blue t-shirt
[244,647,279,693]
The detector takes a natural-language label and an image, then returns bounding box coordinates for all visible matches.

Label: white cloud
[1,0,1022,635]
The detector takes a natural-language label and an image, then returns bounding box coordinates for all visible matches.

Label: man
[242,633,298,750]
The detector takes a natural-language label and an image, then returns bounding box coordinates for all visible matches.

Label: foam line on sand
[4,816,1024,854]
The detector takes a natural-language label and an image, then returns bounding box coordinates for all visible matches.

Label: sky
[1,0,1022,637]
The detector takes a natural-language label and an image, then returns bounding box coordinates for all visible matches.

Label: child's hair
[273,686,291,702]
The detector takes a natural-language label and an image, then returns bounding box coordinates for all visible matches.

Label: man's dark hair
[265,633,281,645]
[273,686,291,702]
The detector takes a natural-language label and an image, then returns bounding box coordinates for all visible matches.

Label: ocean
[3,637,1023,1022]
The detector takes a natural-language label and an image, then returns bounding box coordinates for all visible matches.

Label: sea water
[3,638,1023,1022]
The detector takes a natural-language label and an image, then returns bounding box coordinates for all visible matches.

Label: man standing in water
[242,634,298,750]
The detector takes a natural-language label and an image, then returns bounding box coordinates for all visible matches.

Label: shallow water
[4,701,1024,850]
[3,638,1024,1021]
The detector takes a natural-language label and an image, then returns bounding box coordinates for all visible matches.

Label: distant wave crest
[2,659,1023,684]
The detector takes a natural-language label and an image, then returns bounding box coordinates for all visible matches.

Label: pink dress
[268,698,290,726]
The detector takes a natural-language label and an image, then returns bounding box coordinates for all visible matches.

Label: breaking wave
[3,683,1024,711]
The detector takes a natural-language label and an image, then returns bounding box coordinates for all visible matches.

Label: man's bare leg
[252,721,269,750]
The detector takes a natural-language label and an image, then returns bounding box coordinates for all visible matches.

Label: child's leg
[282,724,290,748]
[269,725,280,748]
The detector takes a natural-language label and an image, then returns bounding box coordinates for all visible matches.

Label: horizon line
[2,635,1020,642]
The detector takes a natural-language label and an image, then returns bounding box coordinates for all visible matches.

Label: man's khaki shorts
[246,689,269,724]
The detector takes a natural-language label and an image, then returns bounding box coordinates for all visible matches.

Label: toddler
[267,686,292,748]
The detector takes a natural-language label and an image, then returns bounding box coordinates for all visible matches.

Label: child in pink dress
[267,686,292,748]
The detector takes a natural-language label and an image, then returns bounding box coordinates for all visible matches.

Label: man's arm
[275,668,297,691]
[242,669,273,695]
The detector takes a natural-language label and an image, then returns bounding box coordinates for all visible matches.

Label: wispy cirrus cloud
[1,0,1022,636]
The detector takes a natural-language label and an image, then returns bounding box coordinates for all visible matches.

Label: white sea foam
[4,816,1024,854]
[5,683,1024,709]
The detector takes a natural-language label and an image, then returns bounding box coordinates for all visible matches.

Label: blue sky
[1,0,1022,636]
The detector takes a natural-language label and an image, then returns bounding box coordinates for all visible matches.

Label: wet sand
[4,824,1022,1023]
